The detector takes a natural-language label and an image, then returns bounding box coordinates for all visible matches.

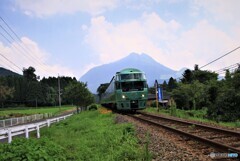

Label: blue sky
[0,0,239,79]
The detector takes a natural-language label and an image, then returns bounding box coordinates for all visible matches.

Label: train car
[101,68,148,111]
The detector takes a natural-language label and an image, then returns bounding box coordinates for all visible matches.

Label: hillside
[0,67,21,77]
[80,53,184,93]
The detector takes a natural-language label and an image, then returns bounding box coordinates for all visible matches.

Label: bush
[88,104,98,111]
[0,137,66,161]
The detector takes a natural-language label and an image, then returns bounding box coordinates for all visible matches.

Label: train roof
[117,68,142,74]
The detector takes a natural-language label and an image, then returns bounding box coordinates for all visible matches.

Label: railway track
[129,112,240,159]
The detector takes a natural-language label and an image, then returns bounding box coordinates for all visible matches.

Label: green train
[101,68,148,111]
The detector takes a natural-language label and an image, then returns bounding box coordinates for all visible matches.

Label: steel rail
[138,112,240,137]
[130,114,240,154]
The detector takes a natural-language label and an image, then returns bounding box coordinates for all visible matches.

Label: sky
[0,0,239,79]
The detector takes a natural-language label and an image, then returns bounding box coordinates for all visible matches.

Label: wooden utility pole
[58,74,61,108]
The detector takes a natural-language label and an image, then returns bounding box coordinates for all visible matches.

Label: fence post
[47,120,50,127]
[25,126,29,138]
[8,129,12,143]
[10,119,12,126]
[3,120,5,128]
[36,125,40,138]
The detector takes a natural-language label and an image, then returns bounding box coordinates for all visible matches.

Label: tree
[193,70,218,84]
[64,82,94,109]
[167,77,177,92]
[97,83,109,101]
[181,69,193,84]
[194,64,199,71]
[23,66,37,81]
[0,82,14,107]
[172,81,206,110]
[162,80,167,90]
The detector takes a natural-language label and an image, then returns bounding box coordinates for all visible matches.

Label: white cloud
[15,0,119,17]
[83,12,240,71]
[169,20,239,70]
[0,37,76,78]
[84,13,180,66]
[193,0,240,23]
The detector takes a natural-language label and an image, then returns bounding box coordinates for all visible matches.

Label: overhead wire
[0,16,50,74]
[200,46,240,69]
[0,52,22,73]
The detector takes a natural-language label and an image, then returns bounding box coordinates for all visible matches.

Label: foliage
[167,77,177,91]
[0,106,75,118]
[23,66,37,81]
[0,137,66,161]
[169,98,177,116]
[0,67,79,107]
[97,83,109,101]
[0,83,14,107]
[40,111,146,160]
[64,82,94,107]
[181,69,193,84]
[88,103,98,110]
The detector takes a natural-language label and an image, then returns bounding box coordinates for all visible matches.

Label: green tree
[23,66,37,81]
[167,77,177,92]
[0,84,14,107]
[97,83,109,101]
[193,70,218,84]
[181,69,193,84]
[64,82,94,109]
[172,83,191,110]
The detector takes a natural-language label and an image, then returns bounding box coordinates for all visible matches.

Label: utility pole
[155,80,159,112]
[58,74,61,108]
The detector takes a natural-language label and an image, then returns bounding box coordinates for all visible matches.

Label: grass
[1,110,149,160]
[144,107,240,128]
[0,105,75,118]
[38,110,148,160]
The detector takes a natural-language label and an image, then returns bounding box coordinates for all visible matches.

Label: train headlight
[122,95,126,99]
[142,94,145,98]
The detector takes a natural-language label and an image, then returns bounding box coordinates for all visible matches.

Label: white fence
[0,113,73,143]
[0,113,53,129]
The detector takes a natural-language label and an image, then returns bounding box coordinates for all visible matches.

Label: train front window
[120,73,146,80]
[121,81,146,92]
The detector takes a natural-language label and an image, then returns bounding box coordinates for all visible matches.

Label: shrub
[0,137,66,161]
[88,104,98,111]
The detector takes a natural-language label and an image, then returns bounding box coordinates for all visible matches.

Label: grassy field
[0,109,150,161]
[144,107,240,128]
[0,105,76,118]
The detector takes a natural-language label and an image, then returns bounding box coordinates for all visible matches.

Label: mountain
[80,53,185,93]
[0,67,21,77]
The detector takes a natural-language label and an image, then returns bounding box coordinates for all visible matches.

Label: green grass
[144,107,240,128]
[1,111,149,160]
[0,105,75,118]
[40,111,148,160]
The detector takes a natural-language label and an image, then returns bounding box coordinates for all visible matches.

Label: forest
[0,66,94,108]
[158,65,240,122]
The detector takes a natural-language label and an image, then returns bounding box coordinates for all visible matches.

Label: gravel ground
[115,114,212,161]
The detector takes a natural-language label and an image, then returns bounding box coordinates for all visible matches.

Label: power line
[215,64,240,75]
[0,16,49,73]
[0,58,20,73]
[0,52,22,72]
[214,63,239,73]
[200,46,240,69]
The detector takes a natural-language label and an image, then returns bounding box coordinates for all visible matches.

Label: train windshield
[120,73,146,80]
[121,81,146,92]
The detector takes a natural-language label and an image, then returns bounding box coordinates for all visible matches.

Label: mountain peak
[80,53,177,93]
